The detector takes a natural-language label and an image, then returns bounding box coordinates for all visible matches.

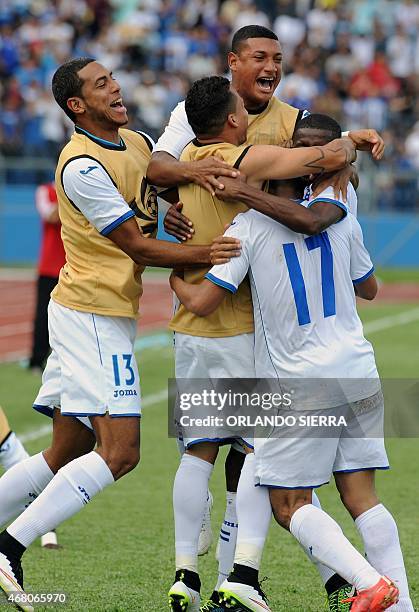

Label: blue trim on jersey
[353,266,375,285]
[220,535,229,542]
[307,197,348,221]
[33,404,53,418]
[75,126,124,149]
[257,481,329,490]
[91,314,103,365]
[249,269,280,378]
[333,465,389,474]
[242,440,254,450]
[101,210,135,236]
[205,273,237,294]
[220,529,230,536]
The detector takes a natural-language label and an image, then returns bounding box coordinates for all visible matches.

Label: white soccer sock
[215,491,238,589]
[7,451,114,548]
[290,504,381,592]
[310,490,335,585]
[173,453,213,573]
[0,432,29,470]
[233,454,271,571]
[0,452,54,527]
[355,504,413,611]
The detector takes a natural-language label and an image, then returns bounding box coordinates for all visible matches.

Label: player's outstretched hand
[210,235,241,265]
[189,156,239,195]
[214,174,247,202]
[164,202,194,241]
[348,129,385,160]
[311,166,358,202]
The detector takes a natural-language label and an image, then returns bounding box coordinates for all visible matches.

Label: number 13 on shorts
[112,353,136,386]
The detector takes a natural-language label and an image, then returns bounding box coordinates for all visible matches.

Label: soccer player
[166,77,384,612]
[170,115,412,612]
[0,58,241,610]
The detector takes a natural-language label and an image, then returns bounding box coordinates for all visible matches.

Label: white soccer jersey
[206,202,379,408]
[153,101,194,159]
[305,182,358,217]
[62,159,135,236]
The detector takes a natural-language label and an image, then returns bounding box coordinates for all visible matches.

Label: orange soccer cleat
[342,576,399,612]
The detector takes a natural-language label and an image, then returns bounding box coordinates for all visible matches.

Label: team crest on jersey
[140,178,158,218]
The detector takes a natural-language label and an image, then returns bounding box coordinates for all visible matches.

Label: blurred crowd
[0,0,418,209]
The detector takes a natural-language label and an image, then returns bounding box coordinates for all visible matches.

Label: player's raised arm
[240,137,356,183]
[148,152,239,193]
[146,102,238,192]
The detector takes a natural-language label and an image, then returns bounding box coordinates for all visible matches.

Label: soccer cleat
[327,582,355,612]
[169,571,201,612]
[200,600,225,611]
[198,490,213,556]
[219,580,271,611]
[342,576,399,612]
[199,591,225,611]
[0,552,33,612]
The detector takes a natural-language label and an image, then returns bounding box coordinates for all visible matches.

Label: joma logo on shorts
[113,389,138,398]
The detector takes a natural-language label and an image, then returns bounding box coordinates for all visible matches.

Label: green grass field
[0,301,418,611]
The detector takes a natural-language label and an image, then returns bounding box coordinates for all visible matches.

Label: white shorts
[254,391,389,489]
[175,332,255,450]
[33,301,141,428]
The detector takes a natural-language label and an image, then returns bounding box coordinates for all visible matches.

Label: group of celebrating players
[0,23,413,612]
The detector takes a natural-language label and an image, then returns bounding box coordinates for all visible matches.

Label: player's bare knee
[99,447,140,479]
[270,490,311,530]
[340,490,379,520]
[186,441,219,464]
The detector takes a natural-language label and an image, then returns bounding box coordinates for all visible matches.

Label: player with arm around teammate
[0,58,242,612]
[171,117,413,612]
[167,78,384,612]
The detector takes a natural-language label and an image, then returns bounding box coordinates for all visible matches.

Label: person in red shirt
[29,182,66,371]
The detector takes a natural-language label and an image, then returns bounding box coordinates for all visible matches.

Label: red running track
[0,273,173,363]
[1,272,418,363]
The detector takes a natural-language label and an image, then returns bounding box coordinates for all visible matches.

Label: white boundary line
[363,306,419,335]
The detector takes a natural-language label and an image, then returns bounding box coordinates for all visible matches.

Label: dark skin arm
[215,176,344,235]
[107,216,240,268]
[354,274,378,300]
[147,151,239,194]
[170,272,226,317]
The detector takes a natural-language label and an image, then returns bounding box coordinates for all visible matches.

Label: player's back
[240,207,379,402]
[170,140,254,337]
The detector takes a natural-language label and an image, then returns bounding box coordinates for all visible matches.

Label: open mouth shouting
[256,76,276,93]
[110,97,127,114]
